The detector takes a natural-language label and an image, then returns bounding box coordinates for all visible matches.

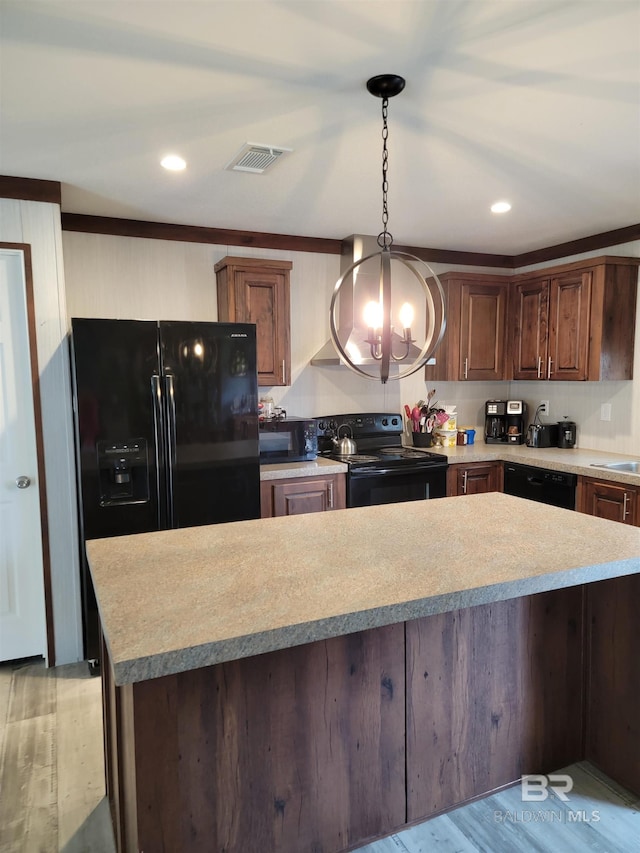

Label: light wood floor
[1,659,639,853]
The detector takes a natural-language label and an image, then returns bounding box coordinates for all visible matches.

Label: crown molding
[0,175,61,205]
[62,213,640,269]
[61,214,342,256]
[1,176,635,266]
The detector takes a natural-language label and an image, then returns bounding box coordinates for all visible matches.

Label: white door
[0,248,47,661]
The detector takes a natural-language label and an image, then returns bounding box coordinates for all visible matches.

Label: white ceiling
[2,0,639,254]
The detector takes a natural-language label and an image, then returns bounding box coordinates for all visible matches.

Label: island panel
[586,574,640,795]
[406,587,584,820]
[105,625,406,853]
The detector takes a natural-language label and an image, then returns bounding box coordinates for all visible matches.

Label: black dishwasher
[503,462,577,510]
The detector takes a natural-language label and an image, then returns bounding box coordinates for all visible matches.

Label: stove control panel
[315,413,402,437]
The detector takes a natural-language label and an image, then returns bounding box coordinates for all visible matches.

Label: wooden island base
[102,575,639,853]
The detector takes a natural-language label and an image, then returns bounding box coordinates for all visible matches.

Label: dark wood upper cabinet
[426,273,509,381]
[510,256,639,381]
[511,271,591,380]
[511,276,550,379]
[215,256,292,386]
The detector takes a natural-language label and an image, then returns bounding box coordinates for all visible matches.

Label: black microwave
[259,416,317,463]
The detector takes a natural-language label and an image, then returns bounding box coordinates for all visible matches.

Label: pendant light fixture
[329,75,446,383]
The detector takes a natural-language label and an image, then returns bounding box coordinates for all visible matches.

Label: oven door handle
[350,466,446,477]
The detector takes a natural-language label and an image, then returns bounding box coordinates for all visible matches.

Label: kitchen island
[88,493,640,853]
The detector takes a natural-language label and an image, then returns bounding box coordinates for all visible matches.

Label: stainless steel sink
[591,461,640,473]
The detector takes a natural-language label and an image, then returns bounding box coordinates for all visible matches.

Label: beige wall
[63,231,640,455]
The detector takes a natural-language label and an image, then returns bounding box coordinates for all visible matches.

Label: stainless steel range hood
[310,235,427,368]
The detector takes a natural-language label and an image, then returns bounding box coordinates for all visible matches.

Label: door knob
[16,476,31,489]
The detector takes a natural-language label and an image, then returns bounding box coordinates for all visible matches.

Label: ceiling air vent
[225,143,292,174]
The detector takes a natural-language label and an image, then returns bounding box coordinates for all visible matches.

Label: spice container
[436,429,457,447]
[259,396,274,418]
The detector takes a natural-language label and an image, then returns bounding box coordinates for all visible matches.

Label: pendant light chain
[328,74,446,383]
[379,96,393,250]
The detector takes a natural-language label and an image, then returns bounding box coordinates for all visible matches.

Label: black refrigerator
[70,318,261,669]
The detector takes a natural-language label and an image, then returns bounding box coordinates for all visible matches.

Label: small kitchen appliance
[484,400,527,444]
[557,419,577,448]
[258,416,317,463]
[526,423,559,448]
[484,400,506,442]
[315,413,448,508]
[505,400,527,444]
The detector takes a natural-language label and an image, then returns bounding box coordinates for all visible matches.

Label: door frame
[1,242,55,663]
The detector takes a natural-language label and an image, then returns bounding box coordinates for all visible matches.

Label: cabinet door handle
[281,360,286,383]
[547,357,553,379]
[537,356,542,379]
[462,470,468,494]
[623,492,630,520]
[464,357,468,380]
[328,481,334,509]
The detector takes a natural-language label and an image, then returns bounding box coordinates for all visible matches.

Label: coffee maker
[485,400,506,443]
[484,400,527,445]
[505,400,527,444]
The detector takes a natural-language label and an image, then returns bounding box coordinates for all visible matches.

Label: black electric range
[314,413,448,507]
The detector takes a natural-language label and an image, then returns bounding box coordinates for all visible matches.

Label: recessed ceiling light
[161,154,186,171]
[491,200,511,214]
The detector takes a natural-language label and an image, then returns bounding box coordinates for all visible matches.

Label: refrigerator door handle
[164,372,177,528]
[150,373,166,529]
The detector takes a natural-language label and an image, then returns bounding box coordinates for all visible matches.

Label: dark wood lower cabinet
[446,461,503,496]
[577,475,639,525]
[260,473,346,517]
[103,581,639,852]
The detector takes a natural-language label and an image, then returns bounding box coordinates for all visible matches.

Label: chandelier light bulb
[364,300,383,330]
[399,302,414,330]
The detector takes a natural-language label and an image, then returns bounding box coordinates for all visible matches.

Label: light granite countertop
[87,492,640,686]
[260,456,347,480]
[261,444,640,486]
[422,444,640,486]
